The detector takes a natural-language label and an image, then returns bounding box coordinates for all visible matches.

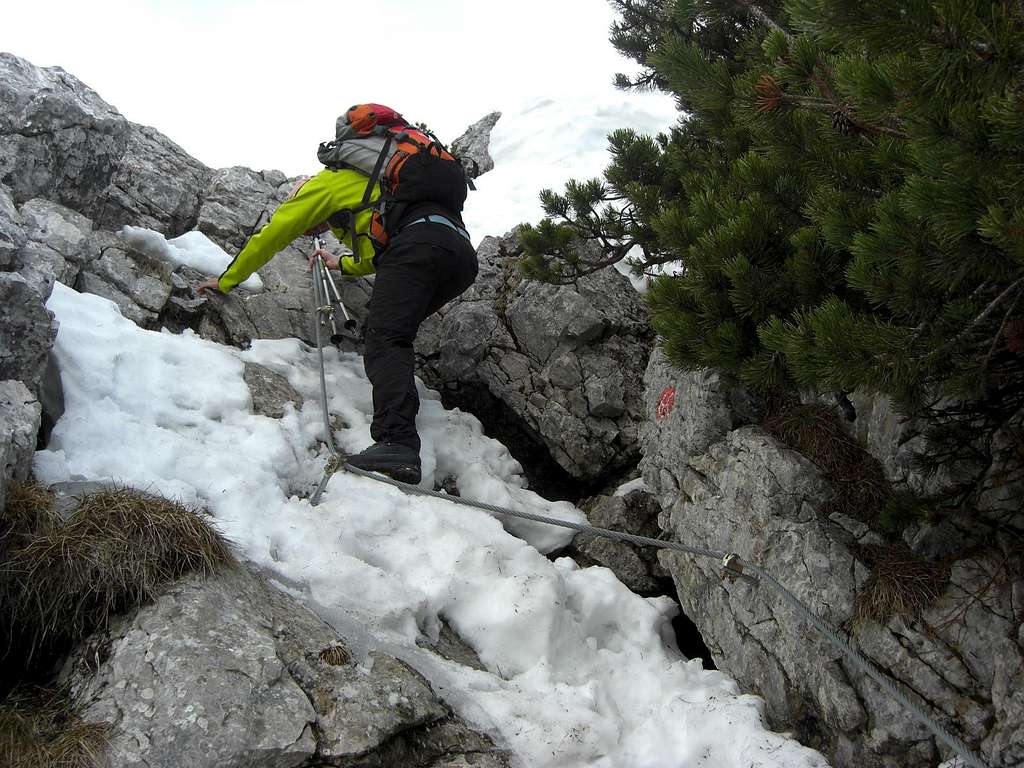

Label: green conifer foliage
[519,0,1024,509]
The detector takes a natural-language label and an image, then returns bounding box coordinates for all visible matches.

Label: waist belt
[400,215,471,241]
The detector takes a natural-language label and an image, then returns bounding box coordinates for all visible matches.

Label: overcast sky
[2,0,675,177]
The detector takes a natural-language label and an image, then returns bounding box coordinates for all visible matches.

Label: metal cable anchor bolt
[720,553,758,585]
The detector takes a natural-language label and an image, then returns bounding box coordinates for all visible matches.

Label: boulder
[243,361,304,419]
[63,564,509,768]
[416,233,652,485]
[569,489,668,594]
[0,272,56,392]
[656,425,1024,768]
[0,379,41,511]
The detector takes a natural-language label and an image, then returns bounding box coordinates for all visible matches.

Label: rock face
[63,564,509,768]
[416,232,653,487]
[643,347,1024,768]
[809,389,1024,555]
[0,272,56,389]
[0,379,41,512]
[0,184,25,270]
[639,347,762,509]
[0,53,212,234]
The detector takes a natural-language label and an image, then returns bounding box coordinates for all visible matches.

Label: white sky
[2,0,664,177]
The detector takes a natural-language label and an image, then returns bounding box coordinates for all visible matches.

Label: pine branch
[927,277,1024,360]
[736,0,793,41]
[982,284,1024,374]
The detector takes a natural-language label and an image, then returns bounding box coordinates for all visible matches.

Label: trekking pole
[311,234,360,342]
[310,239,341,344]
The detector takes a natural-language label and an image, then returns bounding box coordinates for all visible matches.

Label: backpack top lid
[336,104,407,140]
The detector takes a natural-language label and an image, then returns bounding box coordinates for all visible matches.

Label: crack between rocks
[271,639,324,761]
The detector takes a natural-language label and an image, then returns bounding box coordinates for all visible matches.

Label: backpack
[316,103,471,255]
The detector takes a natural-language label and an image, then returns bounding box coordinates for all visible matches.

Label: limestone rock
[416,232,652,484]
[0,379,41,511]
[196,166,291,252]
[0,183,25,270]
[656,425,1024,768]
[0,53,131,216]
[639,346,762,509]
[13,197,95,298]
[0,272,56,392]
[0,53,211,234]
[20,197,94,262]
[75,272,157,328]
[87,229,173,312]
[63,564,507,768]
[451,111,501,179]
[94,123,211,233]
[570,490,668,594]
[243,361,304,419]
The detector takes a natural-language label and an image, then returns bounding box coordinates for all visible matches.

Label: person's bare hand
[308,249,340,271]
[196,276,222,296]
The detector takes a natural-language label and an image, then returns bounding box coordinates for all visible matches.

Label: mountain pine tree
[519,0,1024,510]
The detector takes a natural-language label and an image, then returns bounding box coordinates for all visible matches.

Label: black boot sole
[382,466,421,485]
[346,461,421,485]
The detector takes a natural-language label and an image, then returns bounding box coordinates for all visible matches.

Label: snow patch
[121,226,264,292]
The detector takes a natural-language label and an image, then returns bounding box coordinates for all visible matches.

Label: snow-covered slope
[34,282,827,768]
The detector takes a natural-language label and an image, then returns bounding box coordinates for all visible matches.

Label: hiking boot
[346,441,421,484]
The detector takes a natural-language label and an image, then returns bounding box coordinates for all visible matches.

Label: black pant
[363,223,478,452]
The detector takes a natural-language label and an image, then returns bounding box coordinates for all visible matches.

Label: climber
[196,104,478,485]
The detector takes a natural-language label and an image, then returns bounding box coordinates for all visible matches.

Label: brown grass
[852,543,951,629]
[1,483,235,671]
[319,644,352,667]
[0,687,108,768]
[1,484,54,540]
[762,404,891,525]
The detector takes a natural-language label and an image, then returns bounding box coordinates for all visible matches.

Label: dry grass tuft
[1,484,235,671]
[1,484,55,541]
[852,543,951,629]
[0,686,108,768]
[763,404,891,525]
[319,644,352,667]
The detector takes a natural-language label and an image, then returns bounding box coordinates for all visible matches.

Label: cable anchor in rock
[720,553,758,585]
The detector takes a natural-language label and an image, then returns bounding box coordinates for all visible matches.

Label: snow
[34,281,828,768]
[614,477,648,497]
[120,225,264,292]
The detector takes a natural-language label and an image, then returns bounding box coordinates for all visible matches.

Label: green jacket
[217,168,380,292]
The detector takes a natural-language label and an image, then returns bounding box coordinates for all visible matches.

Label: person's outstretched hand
[196,276,222,296]
[308,249,340,271]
